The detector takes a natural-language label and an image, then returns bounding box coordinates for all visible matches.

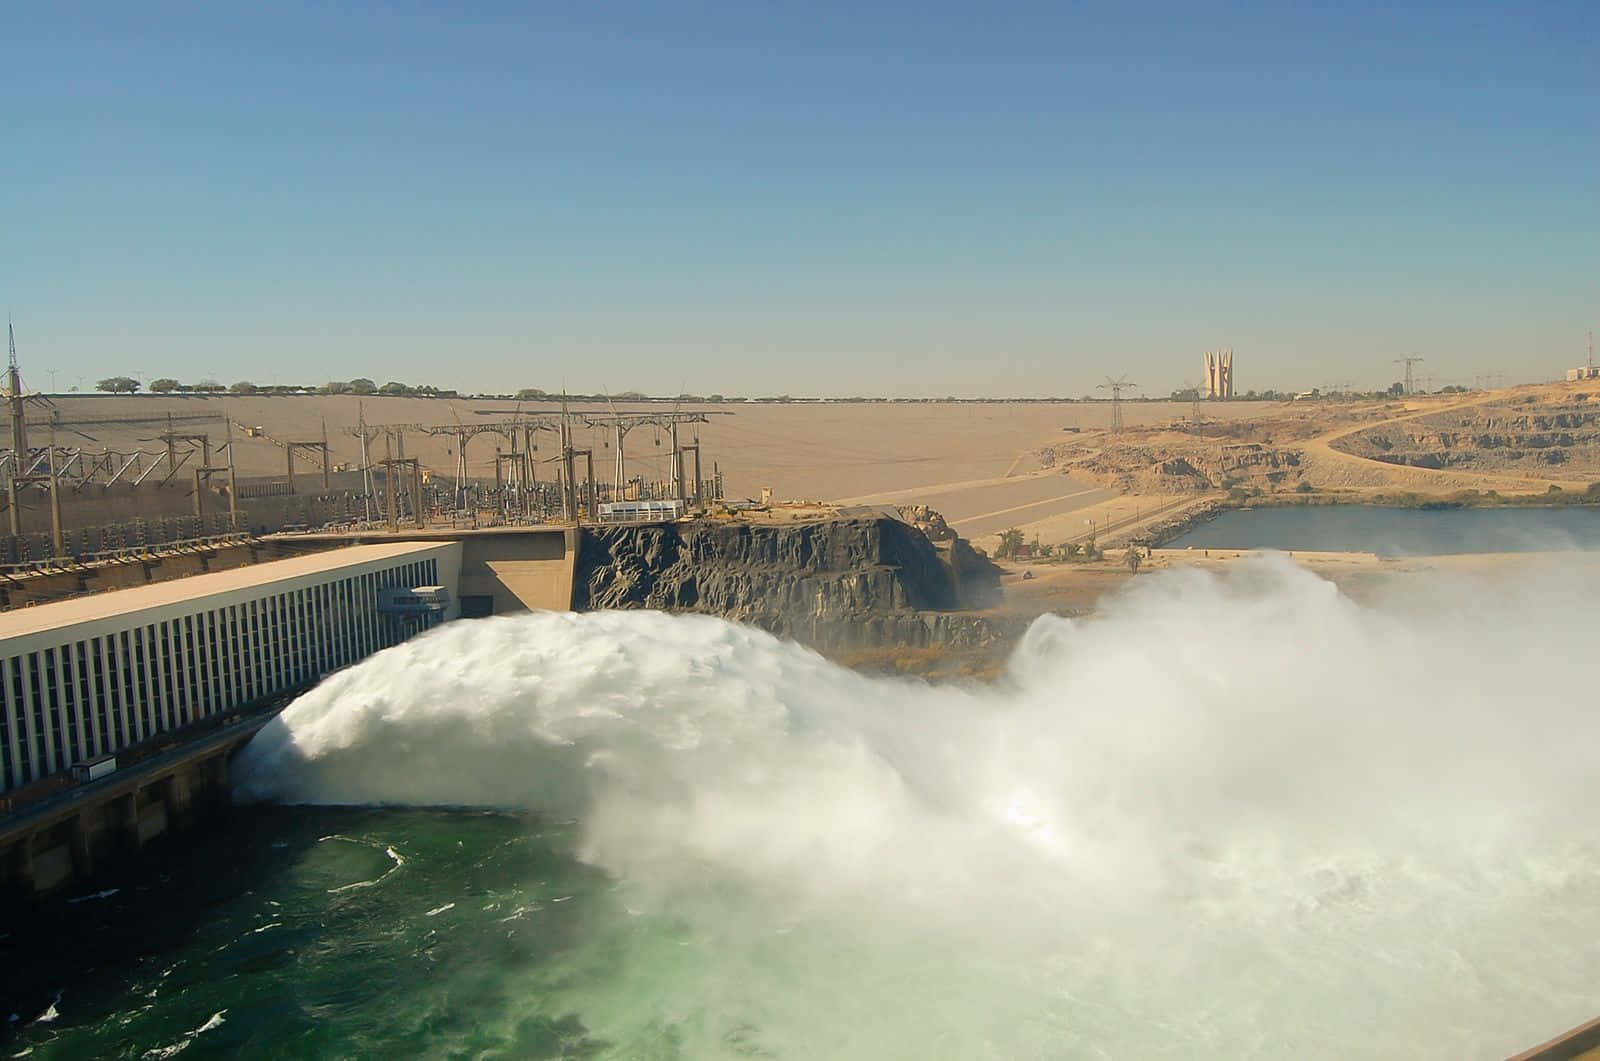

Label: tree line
[96,377,459,397]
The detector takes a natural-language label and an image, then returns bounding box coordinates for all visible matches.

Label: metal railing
[0,528,256,577]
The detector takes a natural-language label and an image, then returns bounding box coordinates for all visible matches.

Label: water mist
[234,554,1600,1058]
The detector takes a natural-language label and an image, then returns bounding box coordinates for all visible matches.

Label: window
[27,653,47,775]
[160,621,177,730]
[11,656,32,784]
[59,645,81,764]
[44,649,67,773]
[133,628,153,735]
[205,610,221,714]
[0,657,12,791]
[183,616,199,721]
[92,638,112,756]
[111,633,130,745]
[76,642,94,757]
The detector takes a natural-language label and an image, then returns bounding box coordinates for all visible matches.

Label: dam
[0,515,988,898]
[3,520,1599,1057]
[0,540,464,896]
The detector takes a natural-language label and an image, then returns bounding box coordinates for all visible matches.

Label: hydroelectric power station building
[0,542,461,794]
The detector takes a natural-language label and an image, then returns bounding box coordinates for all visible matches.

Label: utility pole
[679,435,703,504]
[7,323,24,457]
[412,458,424,528]
[586,449,596,517]
[225,417,239,530]
[385,430,396,530]
[568,448,595,519]
[6,320,27,538]
[46,421,64,557]
[561,393,577,522]
[670,420,685,501]
[613,422,627,497]
[585,405,719,501]
[189,423,234,524]
[1097,375,1137,433]
[453,427,470,514]
[1394,356,1424,395]
[358,402,373,522]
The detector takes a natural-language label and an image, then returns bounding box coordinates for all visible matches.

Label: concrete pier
[283,526,578,614]
[0,527,573,902]
[0,710,273,899]
[0,539,468,901]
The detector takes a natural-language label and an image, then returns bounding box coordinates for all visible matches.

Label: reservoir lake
[1169,504,1600,556]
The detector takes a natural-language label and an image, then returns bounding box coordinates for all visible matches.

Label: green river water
[5,557,1600,1059]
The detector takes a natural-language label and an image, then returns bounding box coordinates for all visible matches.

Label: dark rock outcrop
[574,518,1006,651]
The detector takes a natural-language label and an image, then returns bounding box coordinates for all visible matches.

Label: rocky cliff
[1334,398,1600,471]
[574,518,1008,651]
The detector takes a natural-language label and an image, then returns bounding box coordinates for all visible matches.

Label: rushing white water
[234,555,1600,1058]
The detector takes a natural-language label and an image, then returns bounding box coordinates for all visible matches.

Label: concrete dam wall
[574,518,1009,652]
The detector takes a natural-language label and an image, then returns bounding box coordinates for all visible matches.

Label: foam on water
[234,554,1600,1058]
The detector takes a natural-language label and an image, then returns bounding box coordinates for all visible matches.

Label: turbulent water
[9,555,1600,1058]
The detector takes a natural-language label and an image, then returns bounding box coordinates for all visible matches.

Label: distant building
[1203,349,1234,399]
[597,499,686,523]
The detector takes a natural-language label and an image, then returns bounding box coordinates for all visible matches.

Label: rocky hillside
[1044,437,1309,493]
[574,517,1009,652]
[1033,388,1600,498]
[1331,393,1600,474]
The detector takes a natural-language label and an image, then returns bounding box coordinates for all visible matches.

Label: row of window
[0,556,439,793]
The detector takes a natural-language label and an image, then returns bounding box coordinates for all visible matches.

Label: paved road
[1303,391,1589,492]
[841,472,1117,539]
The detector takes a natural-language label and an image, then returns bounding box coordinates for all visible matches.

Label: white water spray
[235,555,1600,1058]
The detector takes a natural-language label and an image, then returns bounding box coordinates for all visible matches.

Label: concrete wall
[288,528,576,615]
[0,730,245,899]
[456,529,578,614]
[0,542,461,793]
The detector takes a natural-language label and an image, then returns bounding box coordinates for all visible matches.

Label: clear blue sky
[5,1,1596,397]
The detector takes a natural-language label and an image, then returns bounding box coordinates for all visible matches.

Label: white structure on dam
[0,541,461,793]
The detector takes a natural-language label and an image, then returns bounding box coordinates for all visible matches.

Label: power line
[1393,355,1424,395]
[1097,375,1138,432]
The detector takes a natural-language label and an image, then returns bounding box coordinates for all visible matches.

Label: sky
[4,1,1597,398]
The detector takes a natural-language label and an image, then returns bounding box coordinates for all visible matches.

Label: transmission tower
[1097,375,1137,432]
[1393,356,1424,395]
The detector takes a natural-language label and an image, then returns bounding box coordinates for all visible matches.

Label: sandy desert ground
[27,384,1600,554]
[35,394,1252,540]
